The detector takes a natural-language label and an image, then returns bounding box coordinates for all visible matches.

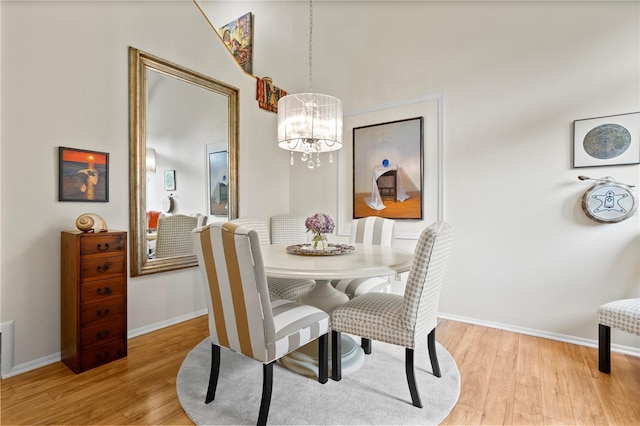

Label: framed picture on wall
[573,112,640,168]
[164,170,176,191]
[58,147,109,202]
[353,117,423,219]
[217,12,253,74]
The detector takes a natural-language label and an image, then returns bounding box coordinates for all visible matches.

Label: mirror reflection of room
[144,68,229,260]
[129,47,239,276]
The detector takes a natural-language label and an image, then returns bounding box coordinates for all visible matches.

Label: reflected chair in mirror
[230,217,315,301]
[155,214,199,258]
[191,213,208,227]
[597,298,640,373]
[219,182,228,203]
[192,222,329,425]
[330,221,455,408]
[332,217,396,299]
[147,210,161,231]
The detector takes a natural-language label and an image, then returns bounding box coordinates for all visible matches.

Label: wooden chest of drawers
[61,230,127,373]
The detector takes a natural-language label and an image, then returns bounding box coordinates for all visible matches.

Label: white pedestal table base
[280,279,365,377]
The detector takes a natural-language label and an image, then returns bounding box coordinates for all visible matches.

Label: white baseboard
[0,309,208,379]
[127,309,207,339]
[2,352,61,379]
[439,312,640,357]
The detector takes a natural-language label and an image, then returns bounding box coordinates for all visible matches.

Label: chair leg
[598,324,611,374]
[361,337,372,355]
[318,333,328,384]
[405,348,423,408]
[205,344,220,404]
[427,328,441,377]
[257,362,274,426]
[331,330,342,381]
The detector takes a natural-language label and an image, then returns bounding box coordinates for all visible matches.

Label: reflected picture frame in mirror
[129,47,239,276]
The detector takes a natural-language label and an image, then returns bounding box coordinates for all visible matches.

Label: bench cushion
[597,298,640,336]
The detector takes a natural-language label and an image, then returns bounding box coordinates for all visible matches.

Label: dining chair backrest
[155,214,199,258]
[349,217,395,247]
[229,217,270,244]
[270,214,308,244]
[191,213,208,227]
[192,222,276,363]
[332,217,397,299]
[230,217,315,301]
[402,221,455,337]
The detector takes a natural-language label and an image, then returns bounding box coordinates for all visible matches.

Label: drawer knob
[97,329,110,339]
[97,287,112,295]
[97,264,110,273]
[97,308,110,317]
[97,243,110,251]
[97,351,110,360]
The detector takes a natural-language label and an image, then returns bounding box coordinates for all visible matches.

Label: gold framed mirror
[129,47,239,276]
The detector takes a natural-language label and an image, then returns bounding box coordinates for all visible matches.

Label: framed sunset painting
[58,147,109,202]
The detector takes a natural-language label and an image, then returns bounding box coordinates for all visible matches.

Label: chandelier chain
[276,0,342,168]
[308,0,313,93]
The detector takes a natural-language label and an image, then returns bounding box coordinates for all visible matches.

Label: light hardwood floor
[2,316,639,425]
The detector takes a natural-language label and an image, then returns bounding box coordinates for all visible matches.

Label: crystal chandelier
[277,0,343,169]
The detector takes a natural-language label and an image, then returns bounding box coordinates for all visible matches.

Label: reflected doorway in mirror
[207,143,229,217]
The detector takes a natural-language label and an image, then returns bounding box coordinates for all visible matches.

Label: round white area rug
[177,338,460,425]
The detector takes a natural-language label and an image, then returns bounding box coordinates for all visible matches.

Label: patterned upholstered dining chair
[270,214,308,244]
[192,222,329,426]
[332,216,396,298]
[330,221,455,408]
[230,217,314,301]
[155,214,199,258]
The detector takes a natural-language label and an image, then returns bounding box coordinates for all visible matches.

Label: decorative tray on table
[285,243,355,256]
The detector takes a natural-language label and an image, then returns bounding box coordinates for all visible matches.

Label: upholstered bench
[597,298,640,373]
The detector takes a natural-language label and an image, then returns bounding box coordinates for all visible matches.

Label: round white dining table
[260,243,414,377]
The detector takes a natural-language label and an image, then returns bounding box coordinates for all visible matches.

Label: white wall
[1,0,638,375]
[0,0,290,375]
[205,1,640,349]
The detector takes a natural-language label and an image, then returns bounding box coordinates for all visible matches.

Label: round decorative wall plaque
[162,195,175,213]
[583,124,631,160]
[580,177,637,223]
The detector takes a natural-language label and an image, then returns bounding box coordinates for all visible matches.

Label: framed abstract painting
[573,112,640,168]
[352,117,423,219]
[218,12,253,74]
[164,170,176,191]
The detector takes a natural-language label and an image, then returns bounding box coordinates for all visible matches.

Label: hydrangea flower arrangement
[305,213,335,250]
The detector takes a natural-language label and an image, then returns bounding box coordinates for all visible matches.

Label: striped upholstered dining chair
[230,217,314,301]
[330,221,454,408]
[192,222,329,426]
[331,216,396,298]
